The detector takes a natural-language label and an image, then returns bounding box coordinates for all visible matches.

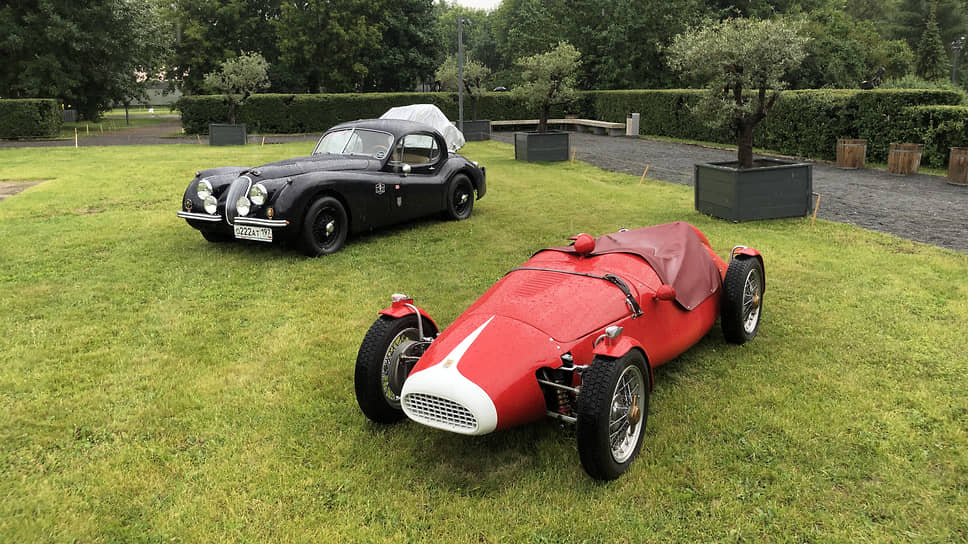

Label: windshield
[313,128,394,159]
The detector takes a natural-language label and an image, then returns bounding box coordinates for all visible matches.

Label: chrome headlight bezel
[236,196,251,216]
[203,195,218,214]
[249,183,268,206]
[196,178,213,200]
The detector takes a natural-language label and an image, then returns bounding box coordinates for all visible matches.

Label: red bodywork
[397,222,761,435]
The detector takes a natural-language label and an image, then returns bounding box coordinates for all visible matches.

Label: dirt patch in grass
[0,179,48,201]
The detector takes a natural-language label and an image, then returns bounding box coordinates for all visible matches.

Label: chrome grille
[223,176,252,225]
[404,393,477,431]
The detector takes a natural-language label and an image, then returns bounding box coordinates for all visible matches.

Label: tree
[435,56,491,119]
[203,52,270,124]
[0,0,171,120]
[163,0,280,95]
[273,0,382,92]
[667,18,808,168]
[359,0,442,91]
[511,42,581,132]
[915,3,951,81]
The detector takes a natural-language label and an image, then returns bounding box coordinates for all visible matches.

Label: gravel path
[2,121,964,252]
[493,131,968,253]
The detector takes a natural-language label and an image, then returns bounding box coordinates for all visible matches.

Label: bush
[0,99,62,139]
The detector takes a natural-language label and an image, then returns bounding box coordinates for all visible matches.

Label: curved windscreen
[313,128,394,159]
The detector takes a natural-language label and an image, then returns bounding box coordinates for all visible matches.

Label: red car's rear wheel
[355,314,437,423]
[576,351,649,480]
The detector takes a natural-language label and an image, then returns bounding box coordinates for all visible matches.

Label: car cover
[541,221,723,311]
[380,104,466,152]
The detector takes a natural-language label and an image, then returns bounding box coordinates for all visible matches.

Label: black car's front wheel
[721,257,764,344]
[444,174,475,221]
[301,196,348,257]
[201,230,233,243]
[576,351,650,481]
[355,314,438,424]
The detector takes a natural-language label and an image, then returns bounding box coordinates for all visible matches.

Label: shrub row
[0,99,61,139]
[177,89,966,165]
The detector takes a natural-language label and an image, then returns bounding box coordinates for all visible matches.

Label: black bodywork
[177,119,486,256]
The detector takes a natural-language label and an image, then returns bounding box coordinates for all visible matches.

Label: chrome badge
[375,183,386,195]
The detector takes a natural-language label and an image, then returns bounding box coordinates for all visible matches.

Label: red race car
[355,222,764,480]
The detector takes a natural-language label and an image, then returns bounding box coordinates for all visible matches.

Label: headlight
[203,195,217,214]
[236,196,251,216]
[196,179,213,199]
[249,183,268,206]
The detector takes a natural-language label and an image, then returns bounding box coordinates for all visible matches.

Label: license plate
[234,225,273,242]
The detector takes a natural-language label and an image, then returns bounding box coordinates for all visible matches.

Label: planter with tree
[668,18,812,221]
[436,56,492,141]
[511,42,581,162]
[203,52,270,146]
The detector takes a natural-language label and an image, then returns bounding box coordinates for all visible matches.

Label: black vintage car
[176,117,486,256]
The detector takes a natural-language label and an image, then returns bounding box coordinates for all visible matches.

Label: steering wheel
[371,144,388,157]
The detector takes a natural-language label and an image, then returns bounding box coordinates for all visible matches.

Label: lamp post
[458,17,469,132]
[952,36,966,84]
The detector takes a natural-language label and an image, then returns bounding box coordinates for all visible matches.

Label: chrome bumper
[234,217,289,227]
[177,211,221,222]
[177,211,289,228]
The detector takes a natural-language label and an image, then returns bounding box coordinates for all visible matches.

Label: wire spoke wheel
[722,257,764,344]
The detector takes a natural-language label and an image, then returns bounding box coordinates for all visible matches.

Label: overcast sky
[453,0,501,10]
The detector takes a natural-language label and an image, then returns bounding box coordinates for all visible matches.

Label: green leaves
[510,42,581,131]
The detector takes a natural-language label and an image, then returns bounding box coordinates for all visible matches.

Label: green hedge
[177,89,967,166]
[0,99,62,139]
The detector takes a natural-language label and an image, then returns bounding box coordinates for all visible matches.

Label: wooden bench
[490,118,627,136]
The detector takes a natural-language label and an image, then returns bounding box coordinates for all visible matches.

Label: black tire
[301,196,348,257]
[576,351,650,480]
[444,174,474,220]
[354,314,438,424]
[201,230,233,243]
[721,257,764,344]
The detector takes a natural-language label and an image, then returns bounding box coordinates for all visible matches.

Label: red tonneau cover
[541,221,722,310]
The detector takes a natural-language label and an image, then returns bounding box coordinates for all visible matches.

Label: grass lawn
[1,141,966,542]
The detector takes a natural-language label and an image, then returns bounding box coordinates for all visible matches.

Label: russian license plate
[234,225,273,242]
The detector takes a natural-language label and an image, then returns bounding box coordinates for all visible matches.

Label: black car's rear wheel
[301,196,348,257]
[721,257,764,344]
[355,314,437,423]
[444,174,474,220]
[576,351,649,480]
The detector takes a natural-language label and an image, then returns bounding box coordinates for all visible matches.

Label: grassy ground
[1,141,966,542]
[58,117,173,140]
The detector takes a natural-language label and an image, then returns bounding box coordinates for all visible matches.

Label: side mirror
[654,284,676,301]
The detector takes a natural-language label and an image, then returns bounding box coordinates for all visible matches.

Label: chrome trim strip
[234,217,289,227]
[177,211,222,222]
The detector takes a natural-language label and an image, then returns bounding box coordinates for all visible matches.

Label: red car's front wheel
[576,351,650,480]
[355,314,437,423]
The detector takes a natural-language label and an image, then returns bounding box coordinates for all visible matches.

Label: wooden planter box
[514,131,570,162]
[836,138,866,169]
[209,123,247,146]
[947,147,968,186]
[694,159,813,222]
[462,120,491,141]
[887,143,922,175]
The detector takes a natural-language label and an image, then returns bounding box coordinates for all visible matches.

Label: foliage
[0,0,171,121]
[0,99,61,139]
[880,75,966,91]
[0,141,966,542]
[434,4,500,81]
[510,42,581,132]
[162,0,281,95]
[667,18,809,168]
[202,52,270,125]
[357,0,442,92]
[435,56,492,119]
[915,3,951,81]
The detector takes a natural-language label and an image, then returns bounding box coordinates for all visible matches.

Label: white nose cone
[401,316,498,435]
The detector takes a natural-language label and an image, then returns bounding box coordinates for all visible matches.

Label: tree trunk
[227,101,237,125]
[538,105,550,132]
[737,122,755,169]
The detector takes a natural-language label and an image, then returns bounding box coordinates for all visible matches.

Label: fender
[378,295,439,331]
[592,339,655,391]
[731,247,766,291]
